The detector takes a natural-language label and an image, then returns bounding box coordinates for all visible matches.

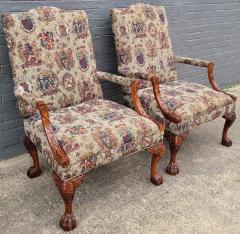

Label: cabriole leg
[52,171,85,231]
[222,112,236,147]
[166,133,188,175]
[148,144,165,186]
[24,135,41,178]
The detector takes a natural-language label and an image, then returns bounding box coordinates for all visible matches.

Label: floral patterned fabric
[176,56,212,67]
[2,7,102,117]
[24,99,164,180]
[128,80,235,134]
[111,3,176,83]
[111,3,235,135]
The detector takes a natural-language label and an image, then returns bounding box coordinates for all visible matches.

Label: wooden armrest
[176,57,237,102]
[36,101,70,168]
[150,76,182,124]
[131,80,165,132]
[207,64,237,102]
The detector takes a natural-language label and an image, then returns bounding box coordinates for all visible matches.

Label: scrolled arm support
[150,76,182,124]
[207,63,237,102]
[36,101,70,168]
[131,80,165,132]
[176,56,237,102]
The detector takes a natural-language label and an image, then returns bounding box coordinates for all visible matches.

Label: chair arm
[150,76,182,124]
[14,85,44,105]
[176,56,237,102]
[175,55,212,67]
[131,80,165,132]
[36,101,70,168]
[207,63,237,102]
[96,71,151,90]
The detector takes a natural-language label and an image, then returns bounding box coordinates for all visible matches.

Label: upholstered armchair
[111,3,237,175]
[2,7,165,231]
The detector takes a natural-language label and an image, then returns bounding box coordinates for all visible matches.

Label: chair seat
[24,99,163,180]
[137,80,235,134]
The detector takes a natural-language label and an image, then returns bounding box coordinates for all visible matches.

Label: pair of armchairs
[2,3,236,231]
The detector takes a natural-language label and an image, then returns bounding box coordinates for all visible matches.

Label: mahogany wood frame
[52,171,85,231]
[24,136,41,178]
[131,80,165,185]
[36,101,70,167]
[150,61,237,175]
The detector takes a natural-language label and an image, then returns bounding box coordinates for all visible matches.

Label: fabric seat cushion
[24,99,163,180]
[134,81,235,134]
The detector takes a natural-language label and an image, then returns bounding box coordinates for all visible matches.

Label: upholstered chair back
[111,3,176,83]
[2,6,103,117]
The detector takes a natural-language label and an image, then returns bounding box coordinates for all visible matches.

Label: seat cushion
[24,99,163,180]
[126,80,235,135]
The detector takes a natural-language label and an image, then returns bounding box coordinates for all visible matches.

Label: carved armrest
[176,56,237,102]
[150,76,182,124]
[36,101,70,168]
[97,71,151,90]
[15,86,70,166]
[131,80,165,132]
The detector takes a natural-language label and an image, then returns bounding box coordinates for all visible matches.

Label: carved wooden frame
[53,171,85,231]
[36,101,70,167]
[131,80,165,185]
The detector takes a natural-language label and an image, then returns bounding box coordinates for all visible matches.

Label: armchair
[111,3,236,175]
[2,6,165,231]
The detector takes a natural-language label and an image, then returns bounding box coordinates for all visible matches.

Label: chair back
[2,6,102,116]
[111,3,177,83]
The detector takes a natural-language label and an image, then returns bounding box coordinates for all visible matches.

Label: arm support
[150,76,182,124]
[96,71,151,90]
[176,56,237,102]
[36,101,70,168]
[15,85,70,167]
[131,80,165,132]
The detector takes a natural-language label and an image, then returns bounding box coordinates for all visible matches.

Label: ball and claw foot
[150,174,163,186]
[27,166,41,178]
[221,138,232,147]
[60,213,77,231]
[166,162,179,175]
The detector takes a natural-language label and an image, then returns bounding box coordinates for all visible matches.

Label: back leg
[24,136,41,178]
[222,113,236,147]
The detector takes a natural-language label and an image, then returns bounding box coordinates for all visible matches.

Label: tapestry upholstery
[111,3,236,135]
[3,6,165,180]
[2,7,103,117]
[24,99,164,180]
[176,56,212,67]
[111,3,176,83]
[131,81,235,134]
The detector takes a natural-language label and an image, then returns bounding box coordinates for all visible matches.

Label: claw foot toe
[221,138,232,147]
[166,163,179,175]
[150,174,163,186]
[27,166,41,178]
[60,213,77,231]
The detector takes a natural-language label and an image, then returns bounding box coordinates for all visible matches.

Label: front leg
[52,171,85,231]
[166,132,188,175]
[222,112,236,147]
[24,136,41,178]
[147,144,165,186]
